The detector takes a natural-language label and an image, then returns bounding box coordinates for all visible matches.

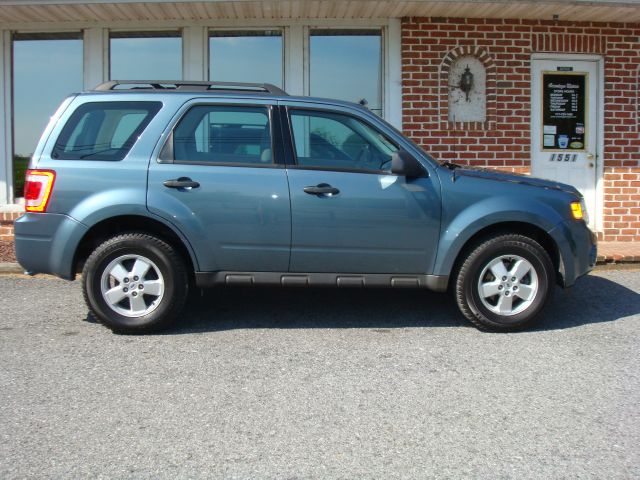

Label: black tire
[82,233,189,334]
[455,234,555,331]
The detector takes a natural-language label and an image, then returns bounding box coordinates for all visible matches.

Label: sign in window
[541,72,587,151]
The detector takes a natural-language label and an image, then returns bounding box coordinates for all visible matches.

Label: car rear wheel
[82,233,188,333]
[455,234,555,331]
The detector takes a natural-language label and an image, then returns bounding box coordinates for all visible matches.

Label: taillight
[24,169,55,213]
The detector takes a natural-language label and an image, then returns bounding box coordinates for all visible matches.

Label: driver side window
[289,109,398,172]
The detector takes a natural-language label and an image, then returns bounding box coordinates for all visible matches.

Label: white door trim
[531,53,604,233]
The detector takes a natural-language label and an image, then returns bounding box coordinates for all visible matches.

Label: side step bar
[195,271,449,292]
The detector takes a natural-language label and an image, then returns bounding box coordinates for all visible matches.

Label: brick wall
[0,212,20,241]
[402,17,640,240]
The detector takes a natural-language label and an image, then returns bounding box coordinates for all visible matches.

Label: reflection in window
[309,29,382,115]
[53,101,162,161]
[12,32,83,196]
[173,106,272,165]
[110,31,182,80]
[209,31,283,87]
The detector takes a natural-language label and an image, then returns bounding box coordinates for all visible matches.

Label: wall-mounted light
[459,65,474,102]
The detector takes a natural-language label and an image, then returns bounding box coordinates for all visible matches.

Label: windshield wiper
[79,148,121,159]
[440,160,463,170]
[440,160,465,182]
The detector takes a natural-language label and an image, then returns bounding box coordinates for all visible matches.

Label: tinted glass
[12,33,83,195]
[209,31,283,87]
[289,110,397,172]
[110,32,182,80]
[173,106,272,165]
[310,30,382,115]
[53,101,162,161]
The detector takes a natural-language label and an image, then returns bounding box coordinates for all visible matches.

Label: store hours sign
[542,72,587,151]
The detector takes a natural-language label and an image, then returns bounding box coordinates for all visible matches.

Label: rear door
[280,103,441,274]
[147,99,291,272]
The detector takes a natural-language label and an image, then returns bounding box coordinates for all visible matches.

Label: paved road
[0,269,638,479]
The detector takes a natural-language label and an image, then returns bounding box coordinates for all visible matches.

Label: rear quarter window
[52,101,162,161]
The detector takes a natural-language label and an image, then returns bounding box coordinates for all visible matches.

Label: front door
[282,105,441,274]
[531,58,599,228]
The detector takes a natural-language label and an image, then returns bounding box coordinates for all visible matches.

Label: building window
[209,30,283,87]
[110,31,182,80]
[309,29,382,116]
[12,32,83,196]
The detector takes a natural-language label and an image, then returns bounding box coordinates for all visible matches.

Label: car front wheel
[455,234,555,331]
[82,233,189,333]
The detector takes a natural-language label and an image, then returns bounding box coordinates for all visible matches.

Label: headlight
[570,198,589,223]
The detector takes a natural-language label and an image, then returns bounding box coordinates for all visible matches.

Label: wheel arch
[72,214,198,278]
[446,221,563,290]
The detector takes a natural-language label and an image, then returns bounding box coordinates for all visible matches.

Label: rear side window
[172,105,272,165]
[52,101,161,160]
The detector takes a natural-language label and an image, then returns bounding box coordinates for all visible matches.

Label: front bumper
[14,213,88,279]
[548,219,597,287]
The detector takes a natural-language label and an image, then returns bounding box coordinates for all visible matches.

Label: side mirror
[391,151,426,178]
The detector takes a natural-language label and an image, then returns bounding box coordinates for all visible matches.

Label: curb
[597,256,640,263]
[0,262,24,274]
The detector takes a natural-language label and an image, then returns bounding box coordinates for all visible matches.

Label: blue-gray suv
[14,80,597,333]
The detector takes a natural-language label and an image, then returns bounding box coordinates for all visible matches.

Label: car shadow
[152,273,640,334]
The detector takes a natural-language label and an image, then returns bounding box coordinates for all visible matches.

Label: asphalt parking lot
[0,269,638,479]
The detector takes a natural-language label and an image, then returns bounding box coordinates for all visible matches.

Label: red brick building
[0,0,638,243]
[402,16,640,241]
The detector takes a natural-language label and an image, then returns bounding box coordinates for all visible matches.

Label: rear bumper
[548,220,597,287]
[14,213,87,279]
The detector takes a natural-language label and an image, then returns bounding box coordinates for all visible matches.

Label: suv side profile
[14,81,597,333]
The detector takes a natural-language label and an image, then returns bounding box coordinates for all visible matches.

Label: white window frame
[0,30,12,204]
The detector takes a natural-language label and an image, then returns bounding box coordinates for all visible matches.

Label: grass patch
[13,155,29,198]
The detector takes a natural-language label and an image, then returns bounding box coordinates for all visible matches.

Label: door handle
[163,177,200,189]
[303,183,340,196]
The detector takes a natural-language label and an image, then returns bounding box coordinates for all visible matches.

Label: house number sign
[541,72,587,151]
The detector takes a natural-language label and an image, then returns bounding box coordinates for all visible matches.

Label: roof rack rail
[94,80,288,96]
